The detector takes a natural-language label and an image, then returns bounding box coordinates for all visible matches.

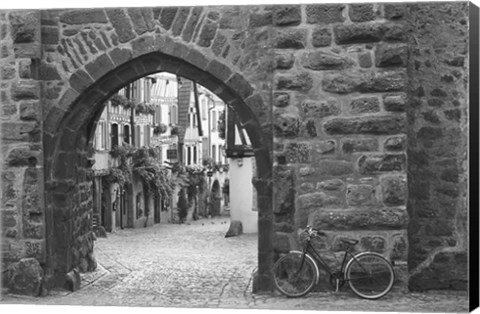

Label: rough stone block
[310,207,408,230]
[349,4,376,22]
[276,73,313,91]
[316,160,354,176]
[360,236,386,253]
[273,232,291,253]
[274,29,307,49]
[41,26,59,44]
[10,11,40,44]
[219,9,241,29]
[275,52,294,70]
[272,5,301,26]
[1,64,16,80]
[313,140,336,155]
[375,43,407,67]
[274,110,300,138]
[322,71,405,94]
[358,154,406,174]
[301,100,340,118]
[64,268,81,291]
[390,234,407,260]
[69,69,94,93]
[39,62,61,81]
[7,258,44,296]
[106,9,136,43]
[383,94,406,112]
[182,6,203,42]
[159,7,178,30]
[197,20,217,47]
[342,138,378,153]
[273,166,295,215]
[249,11,272,28]
[273,92,289,108]
[349,97,380,114]
[127,8,148,35]
[60,9,107,24]
[6,146,38,166]
[225,220,243,237]
[211,33,227,56]
[1,122,38,141]
[358,71,406,93]
[317,179,344,191]
[358,52,372,68]
[299,166,316,177]
[2,210,17,228]
[11,81,40,100]
[324,115,406,135]
[306,4,345,24]
[85,54,115,80]
[298,191,341,209]
[334,23,383,44]
[384,4,405,20]
[381,175,406,206]
[346,184,376,206]
[301,51,354,71]
[285,143,311,163]
[312,27,332,47]
[382,23,406,42]
[384,135,406,151]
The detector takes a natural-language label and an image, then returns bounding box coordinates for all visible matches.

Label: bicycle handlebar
[305,225,326,237]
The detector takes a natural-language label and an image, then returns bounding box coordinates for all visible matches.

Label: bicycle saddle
[340,238,359,245]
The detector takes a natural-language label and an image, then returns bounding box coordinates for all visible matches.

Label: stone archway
[1,3,471,295]
[43,49,273,290]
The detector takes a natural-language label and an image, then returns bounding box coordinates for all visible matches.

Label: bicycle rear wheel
[273,252,317,297]
[346,252,394,299]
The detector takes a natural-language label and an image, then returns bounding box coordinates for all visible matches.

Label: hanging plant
[110,93,128,107]
[170,125,183,136]
[135,102,156,115]
[124,99,136,110]
[153,123,168,135]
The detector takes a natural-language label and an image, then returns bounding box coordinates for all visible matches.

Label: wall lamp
[237,158,243,167]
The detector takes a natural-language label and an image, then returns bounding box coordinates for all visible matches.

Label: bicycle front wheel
[273,252,317,297]
[346,252,395,299]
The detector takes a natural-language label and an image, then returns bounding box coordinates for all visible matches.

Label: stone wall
[0,3,471,294]
[1,10,47,294]
[271,3,409,287]
[406,2,469,291]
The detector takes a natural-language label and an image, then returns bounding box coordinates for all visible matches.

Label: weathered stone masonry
[0,2,472,295]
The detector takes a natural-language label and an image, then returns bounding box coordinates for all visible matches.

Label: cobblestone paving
[1,217,469,312]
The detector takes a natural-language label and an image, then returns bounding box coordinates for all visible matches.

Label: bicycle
[273,225,395,299]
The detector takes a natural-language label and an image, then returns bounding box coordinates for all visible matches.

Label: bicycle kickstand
[335,279,340,293]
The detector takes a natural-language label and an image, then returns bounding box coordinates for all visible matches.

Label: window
[136,192,142,219]
[193,146,197,164]
[144,125,150,147]
[212,145,216,162]
[111,124,119,148]
[202,98,207,120]
[136,125,141,147]
[211,111,217,131]
[123,125,130,144]
[170,105,178,125]
[187,147,192,165]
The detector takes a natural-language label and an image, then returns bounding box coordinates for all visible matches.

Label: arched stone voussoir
[131,34,166,58]
[158,36,192,61]
[226,73,255,100]
[84,53,116,82]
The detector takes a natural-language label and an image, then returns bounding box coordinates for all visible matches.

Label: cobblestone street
[1,217,470,312]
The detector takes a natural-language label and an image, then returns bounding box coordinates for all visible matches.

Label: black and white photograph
[0,0,478,313]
